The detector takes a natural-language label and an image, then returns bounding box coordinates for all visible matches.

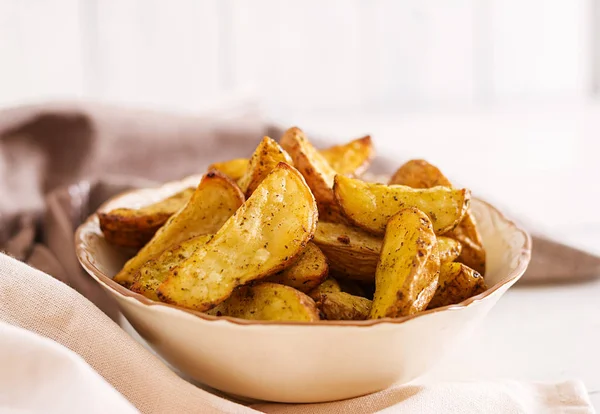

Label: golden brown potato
[207,283,320,322]
[334,174,470,236]
[389,159,451,188]
[308,278,341,301]
[448,217,486,275]
[403,276,439,316]
[99,227,158,250]
[313,221,382,281]
[237,136,293,197]
[130,235,213,301]
[313,225,451,287]
[133,236,327,299]
[99,187,195,248]
[428,262,487,309]
[389,159,486,274]
[319,135,374,176]
[266,243,329,293]
[208,158,249,181]
[280,127,342,222]
[317,292,372,321]
[370,208,440,319]
[156,163,318,311]
[113,171,244,287]
[437,236,462,264]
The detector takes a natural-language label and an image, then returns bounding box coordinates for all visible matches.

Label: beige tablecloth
[0,102,596,413]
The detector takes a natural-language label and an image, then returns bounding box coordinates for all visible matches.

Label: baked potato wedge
[319,135,374,176]
[390,159,486,274]
[370,208,440,319]
[317,292,372,321]
[313,221,382,281]
[209,136,374,182]
[130,234,213,301]
[208,158,249,181]
[156,163,318,311]
[389,159,452,188]
[280,127,342,222]
[99,228,157,251]
[99,187,195,248]
[237,136,293,197]
[334,174,470,235]
[428,262,487,309]
[314,223,458,282]
[207,283,320,322]
[308,277,341,301]
[437,236,462,264]
[113,171,244,287]
[266,242,329,293]
[448,217,486,275]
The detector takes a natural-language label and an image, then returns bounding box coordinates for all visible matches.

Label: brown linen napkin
[0,253,256,414]
[0,102,267,318]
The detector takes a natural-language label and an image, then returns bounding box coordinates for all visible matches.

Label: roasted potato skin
[210,136,374,183]
[280,127,343,222]
[113,170,244,287]
[389,159,486,274]
[313,221,382,281]
[237,136,293,197]
[319,135,374,176]
[316,292,372,320]
[334,174,470,236]
[99,187,195,248]
[308,277,341,301]
[389,159,451,188]
[100,227,158,250]
[370,208,440,319]
[448,217,486,275]
[207,283,320,322]
[428,262,487,309]
[437,236,462,264]
[157,163,318,311]
[208,158,249,181]
[130,234,213,301]
[266,242,329,293]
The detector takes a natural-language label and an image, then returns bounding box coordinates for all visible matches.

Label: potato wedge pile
[102,127,487,322]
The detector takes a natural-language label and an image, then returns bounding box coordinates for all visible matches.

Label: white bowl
[75,175,531,403]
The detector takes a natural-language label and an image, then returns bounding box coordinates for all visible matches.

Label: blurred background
[1,0,599,251]
[0,1,596,114]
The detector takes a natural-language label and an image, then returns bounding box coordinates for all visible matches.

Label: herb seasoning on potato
[103,129,488,322]
[390,159,486,274]
[156,163,317,311]
[370,208,440,319]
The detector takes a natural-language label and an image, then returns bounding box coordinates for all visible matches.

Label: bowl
[75,174,531,403]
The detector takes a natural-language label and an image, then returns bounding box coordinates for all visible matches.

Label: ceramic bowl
[75,174,531,403]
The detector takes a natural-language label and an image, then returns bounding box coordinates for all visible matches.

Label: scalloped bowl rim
[75,174,532,328]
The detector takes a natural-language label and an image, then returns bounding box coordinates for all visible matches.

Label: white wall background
[0,0,595,114]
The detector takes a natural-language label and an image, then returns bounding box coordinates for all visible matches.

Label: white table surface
[126,103,600,408]
[275,103,600,407]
